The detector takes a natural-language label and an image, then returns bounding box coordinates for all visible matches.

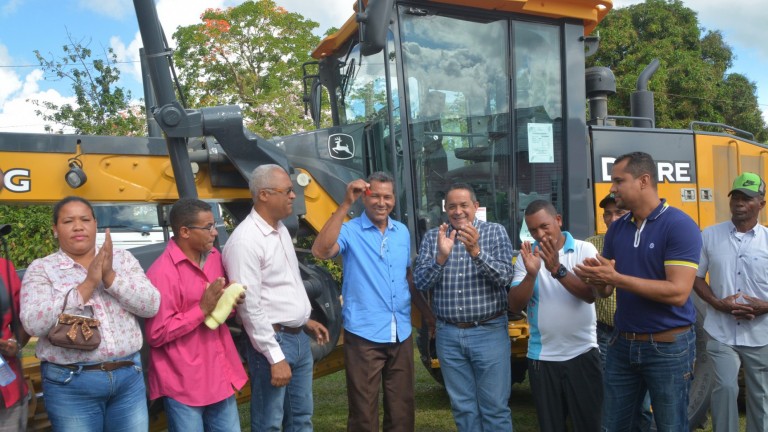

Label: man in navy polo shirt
[575,151,702,431]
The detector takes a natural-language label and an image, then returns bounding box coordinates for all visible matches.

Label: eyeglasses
[262,187,295,196]
[186,223,216,232]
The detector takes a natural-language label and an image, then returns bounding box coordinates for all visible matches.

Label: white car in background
[93,204,167,250]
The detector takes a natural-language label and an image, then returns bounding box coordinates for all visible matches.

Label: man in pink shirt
[145,198,248,431]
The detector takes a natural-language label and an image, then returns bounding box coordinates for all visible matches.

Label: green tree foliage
[8,34,147,269]
[588,0,768,142]
[172,0,321,137]
[29,32,146,136]
[0,205,55,268]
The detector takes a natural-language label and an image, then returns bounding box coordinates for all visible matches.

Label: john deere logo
[328,134,354,160]
[743,180,756,186]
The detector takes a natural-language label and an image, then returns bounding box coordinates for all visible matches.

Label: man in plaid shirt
[414,183,514,432]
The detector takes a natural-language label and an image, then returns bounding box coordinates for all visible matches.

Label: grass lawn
[25,338,745,431]
[244,348,744,431]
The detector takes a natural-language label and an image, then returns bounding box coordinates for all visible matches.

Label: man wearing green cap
[694,172,768,432]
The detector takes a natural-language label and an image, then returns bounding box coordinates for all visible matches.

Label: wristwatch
[551,264,567,280]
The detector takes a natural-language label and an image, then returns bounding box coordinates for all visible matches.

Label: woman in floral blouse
[20,196,160,431]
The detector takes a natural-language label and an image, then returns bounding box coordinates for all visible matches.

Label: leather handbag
[47,288,101,351]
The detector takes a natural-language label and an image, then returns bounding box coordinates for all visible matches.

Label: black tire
[416,320,444,384]
[300,263,343,361]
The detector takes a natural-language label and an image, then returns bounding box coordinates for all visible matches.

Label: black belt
[619,325,692,343]
[57,361,135,372]
[449,311,506,329]
[272,324,303,334]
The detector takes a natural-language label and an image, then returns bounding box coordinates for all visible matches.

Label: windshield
[398,9,565,244]
[93,204,161,232]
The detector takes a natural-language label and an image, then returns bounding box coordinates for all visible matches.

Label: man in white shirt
[508,199,602,431]
[223,164,329,432]
[694,172,768,432]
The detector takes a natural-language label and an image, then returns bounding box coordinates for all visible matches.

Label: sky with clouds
[0,0,766,134]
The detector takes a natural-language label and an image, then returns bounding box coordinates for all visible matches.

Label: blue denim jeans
[41,352,148,432]
[164,395,240,432]
[246,330,313,432]
[436,315,512,432]
[602,327,696,432]
[597,325,652,432]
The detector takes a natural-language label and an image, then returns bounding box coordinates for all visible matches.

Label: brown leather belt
[619,325,691,343]
[59,361,135,372]
[272,324,303,334]
[450,311,506,329]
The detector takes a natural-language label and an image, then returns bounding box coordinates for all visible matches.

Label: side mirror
[309,78,322,129]
[357,0,395,56]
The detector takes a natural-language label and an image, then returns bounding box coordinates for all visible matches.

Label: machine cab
[306,0,611,247]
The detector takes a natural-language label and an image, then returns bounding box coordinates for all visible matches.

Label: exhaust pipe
[630,59,659,128]
[585,67,616,126]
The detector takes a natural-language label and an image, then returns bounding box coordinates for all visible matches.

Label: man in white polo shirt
[509,199,602,432]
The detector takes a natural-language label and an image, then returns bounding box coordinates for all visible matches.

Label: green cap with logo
[728,172,766,198]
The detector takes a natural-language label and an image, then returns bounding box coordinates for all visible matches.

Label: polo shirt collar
[360,210,396,232]
[630,198,670,223]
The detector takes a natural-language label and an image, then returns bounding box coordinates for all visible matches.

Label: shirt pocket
[746,249,768,285]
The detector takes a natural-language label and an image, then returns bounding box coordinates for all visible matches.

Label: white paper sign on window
[527,123,554,163]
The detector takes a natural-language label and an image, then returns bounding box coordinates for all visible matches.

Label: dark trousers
[529,347,603,432]
[343,330,415,432]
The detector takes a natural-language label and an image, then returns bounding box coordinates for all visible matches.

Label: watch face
[554,265,567,278]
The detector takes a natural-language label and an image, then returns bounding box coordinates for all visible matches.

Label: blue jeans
[597,325,652,432]
[41,353,148,432]
[164,395,240,432]
[602,327,696,432]
[246,330,313,432]
[436,315,512,432]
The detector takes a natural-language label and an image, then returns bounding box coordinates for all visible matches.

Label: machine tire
[416,322,444,384]
[300,263,343,361]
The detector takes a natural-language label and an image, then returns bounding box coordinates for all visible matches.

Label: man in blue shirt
[575,152,702,431]
[312,172,433,432]
[694,172,768,432]
[414,183,514,432]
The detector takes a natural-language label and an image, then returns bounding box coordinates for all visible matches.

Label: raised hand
[574,255,616,286]
[536,235,560,274]
[100,228,116,287]
[456,223,480,257]
[345,179,370,205]
[436,223,457,265]
[519,241,541,275]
